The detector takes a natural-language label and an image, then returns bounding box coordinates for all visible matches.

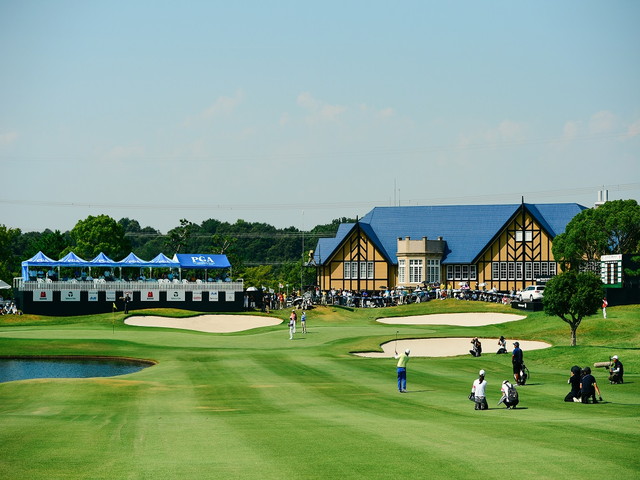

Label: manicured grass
[1,301,639,479]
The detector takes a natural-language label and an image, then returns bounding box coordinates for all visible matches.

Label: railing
[14,278,244,292]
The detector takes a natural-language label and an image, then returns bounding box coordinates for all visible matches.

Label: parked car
[517,285,545,302]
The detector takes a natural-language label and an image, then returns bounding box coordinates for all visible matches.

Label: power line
[1,183,638,212]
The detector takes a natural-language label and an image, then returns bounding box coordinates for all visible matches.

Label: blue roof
[314,203,586,265]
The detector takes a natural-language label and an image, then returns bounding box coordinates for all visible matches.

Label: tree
[211,233,243,274]
[69,215,131,260]
[0,224,21,286]
[165,219,194,254]
[241,265,274,289]
[553,199,640,270]
[543,271,604,346]
[28,229,69,260]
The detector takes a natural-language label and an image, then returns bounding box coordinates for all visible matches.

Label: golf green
[1,302,638,479]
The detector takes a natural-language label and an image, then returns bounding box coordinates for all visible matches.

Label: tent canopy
[20,252,231,281]
[21,251,59,281]
[149,253,180,268]
[58,251,91,267]
[173,254,231,269]
[90,252,118,266]
[118,252,151,267]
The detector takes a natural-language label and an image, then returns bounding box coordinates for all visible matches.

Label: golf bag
[518,364,529,385]
[507,384,519,407]
[498,383,519,408]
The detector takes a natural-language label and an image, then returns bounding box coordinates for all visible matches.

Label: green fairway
[1,302,639,479]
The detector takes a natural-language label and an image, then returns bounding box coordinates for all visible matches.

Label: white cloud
[375,107,395,119]
[496,120,525,142]
[626,119,640,138]
[562,120,580,141]
[297,92,321,110]
[296,92,346,123]
[184,90,245,127]
[0,131,18,146]
[279,112,290,126]
[589,110,616,134]
[202,90,245,120]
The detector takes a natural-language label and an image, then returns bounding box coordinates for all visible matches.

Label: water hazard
[0,356,154,383]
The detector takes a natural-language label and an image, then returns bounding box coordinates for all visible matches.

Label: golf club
[395,330,399,355]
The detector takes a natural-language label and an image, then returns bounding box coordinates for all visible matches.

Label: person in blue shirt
[512,341,524,385]
[579,367,602,404]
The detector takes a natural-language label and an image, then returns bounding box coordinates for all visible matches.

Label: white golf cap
[479,369,485,376]
[405,349,411,355]
[612,355,618,360]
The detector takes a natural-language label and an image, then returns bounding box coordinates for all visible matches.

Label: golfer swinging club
[394,348,411,393]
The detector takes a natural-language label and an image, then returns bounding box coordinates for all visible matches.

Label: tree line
[0,215,356,294]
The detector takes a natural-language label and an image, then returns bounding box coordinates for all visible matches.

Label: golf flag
[112,303,117,311]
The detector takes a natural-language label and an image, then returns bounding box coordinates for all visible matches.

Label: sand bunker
[124,314,282,333]
[377,312,526,327]
[353,337,551,358]
[358,312,548,357]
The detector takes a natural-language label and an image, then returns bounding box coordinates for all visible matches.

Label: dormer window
[515,230,532,242]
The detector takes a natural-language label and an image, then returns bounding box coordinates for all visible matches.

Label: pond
[0,356,155,383]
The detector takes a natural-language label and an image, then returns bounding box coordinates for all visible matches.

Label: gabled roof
[314,203,586,265]
[58,251,91,266]
[90,252,117,265]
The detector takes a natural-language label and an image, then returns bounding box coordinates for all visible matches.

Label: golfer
[288,315,295,340]
[289,310,297,334]
[394,349,410,393]
[301,310,307,334]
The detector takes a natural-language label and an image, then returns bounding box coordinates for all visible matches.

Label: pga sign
[190,255,218,266]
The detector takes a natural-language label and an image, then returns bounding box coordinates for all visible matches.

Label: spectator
[496,336,507,354]
[565,365,582,402]
[471,370,488,410]
[498,380,519,409]
[469,337,482,357]
[579,367,603,404]
[609,355,624,384]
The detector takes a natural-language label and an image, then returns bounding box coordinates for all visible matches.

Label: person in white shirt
[498,380,519,409]
[471,370,488,410]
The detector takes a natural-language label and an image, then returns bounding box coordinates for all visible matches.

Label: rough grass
[1,301,638,479]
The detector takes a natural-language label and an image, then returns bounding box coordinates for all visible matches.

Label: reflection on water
[0,357,153,383]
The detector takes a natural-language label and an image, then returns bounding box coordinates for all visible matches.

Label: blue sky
[1,0,638,233]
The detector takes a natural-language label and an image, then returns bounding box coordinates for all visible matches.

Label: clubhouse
[312,201,586,294]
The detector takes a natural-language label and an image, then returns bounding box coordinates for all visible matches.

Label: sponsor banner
[141,289,159,302]
[192,291,202,301]
[209,291,219,302]
[88,290,99,302]
[105,291,116,302]
[62,290,80,302]
[34,290,52,302]
[226,291,235,302]
[168,290,185,301]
